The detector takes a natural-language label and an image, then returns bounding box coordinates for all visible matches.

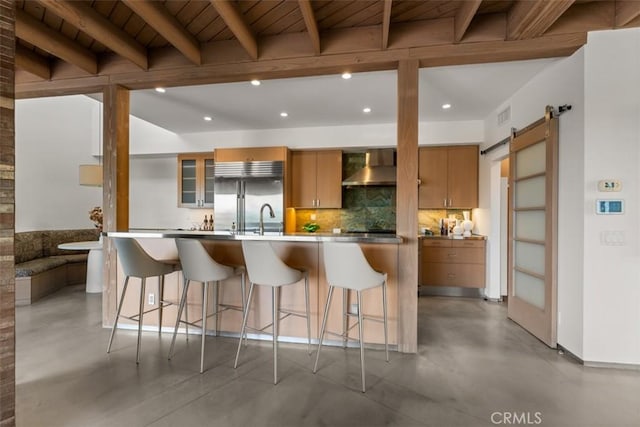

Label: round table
[57,240,103,293]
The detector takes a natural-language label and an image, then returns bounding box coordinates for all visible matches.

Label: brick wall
[0,0,15,425]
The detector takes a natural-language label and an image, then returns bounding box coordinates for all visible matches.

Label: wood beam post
[382,0,393,49]
[122,0,201,65]
[102,85,129,326]
[210,0,258,60]
[0,0,16,423]
[16,9,97,75]
[396,59,419,353]
[37,0,148,70]
[298,0,321,55]
[15,45,50,80]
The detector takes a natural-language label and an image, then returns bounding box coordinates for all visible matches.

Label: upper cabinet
[214,146,288,162]
[290,150,342,209]
[177,153,215,208]
[418,145,478,208]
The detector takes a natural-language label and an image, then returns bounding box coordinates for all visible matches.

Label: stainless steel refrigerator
[213,161,284,233]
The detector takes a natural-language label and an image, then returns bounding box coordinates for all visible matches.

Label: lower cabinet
[420,239,486,288]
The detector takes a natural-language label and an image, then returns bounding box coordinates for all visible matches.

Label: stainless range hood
[342,149,396,186]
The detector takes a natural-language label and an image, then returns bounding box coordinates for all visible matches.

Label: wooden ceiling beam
[298,0,321,55]
[122,0,201,65]
[15,45,51,80]
[15,31,587,99]
[382,0,393,49]
[15,9,97,75]
[615,1,640,27]
[454,0,482,42]
[507,0,575,40]
[37,0,148,70]
[210,0,258,60]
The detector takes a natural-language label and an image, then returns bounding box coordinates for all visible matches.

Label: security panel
[596,199,624,215]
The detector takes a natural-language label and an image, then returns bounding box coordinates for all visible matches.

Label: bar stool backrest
[176,238,234,283]
[241,240,302,286]
[322,242,386,291]
[113,237,174,278]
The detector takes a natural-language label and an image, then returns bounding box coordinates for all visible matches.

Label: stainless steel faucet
[259,203,276,235]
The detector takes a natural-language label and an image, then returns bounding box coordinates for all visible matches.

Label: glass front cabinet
[178,153,215,208]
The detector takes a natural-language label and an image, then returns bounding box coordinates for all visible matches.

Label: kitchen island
[105,230,402,349]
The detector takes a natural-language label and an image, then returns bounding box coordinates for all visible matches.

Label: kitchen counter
[108,229,403,244]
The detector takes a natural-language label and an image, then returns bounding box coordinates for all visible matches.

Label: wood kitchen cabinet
[214,146,288,162]
[177,153,215,208]
[420,239,486,288]
[290,150,342,208]
[418,145,478,208]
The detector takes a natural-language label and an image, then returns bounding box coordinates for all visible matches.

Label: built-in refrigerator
[213,161,284,233]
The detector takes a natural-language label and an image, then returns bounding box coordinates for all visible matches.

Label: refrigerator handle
[239,180,246,231]
[236,181,242,232]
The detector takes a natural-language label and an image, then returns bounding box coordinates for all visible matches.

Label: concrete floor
[16,285,640,427]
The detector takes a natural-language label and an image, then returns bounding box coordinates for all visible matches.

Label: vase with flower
[89,206,103,235]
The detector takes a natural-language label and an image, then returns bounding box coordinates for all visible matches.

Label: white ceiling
[127,58,559,134]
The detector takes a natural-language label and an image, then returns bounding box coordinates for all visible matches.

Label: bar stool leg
[240,272,248,346]
[136,278,147,365]
[234,282,255,369]
[356,290,365,392]
[200,281,209,374]
[304,273,311,354]
[313,286,334,373]
[183,276,189,340]
[272,286,279,385]
[342,288,348,348]
[107,276,129,353]
[213,281,219,336]
[169,279,190,359]
[158,275,165,334]
[382,280,389,362]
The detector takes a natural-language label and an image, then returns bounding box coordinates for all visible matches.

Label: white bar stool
[234,240,311,385]
[313,242,389,392]
[107,237,180,364]
[169,238,246,373]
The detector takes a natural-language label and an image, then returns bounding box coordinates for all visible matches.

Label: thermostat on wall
[596,199,624,215]
[597,179,622,192]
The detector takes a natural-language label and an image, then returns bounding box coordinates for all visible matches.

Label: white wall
[582,29,640,365]
[15,95,102,232]
[480,49,586,356]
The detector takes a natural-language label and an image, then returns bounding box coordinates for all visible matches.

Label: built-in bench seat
[15,229,100,305]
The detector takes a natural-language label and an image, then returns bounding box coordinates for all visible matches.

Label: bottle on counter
[440,218,447,236]
[209,215,214,231]
[203,215,209,231]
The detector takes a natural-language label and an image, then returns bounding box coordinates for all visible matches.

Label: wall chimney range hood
[342,149,396,186]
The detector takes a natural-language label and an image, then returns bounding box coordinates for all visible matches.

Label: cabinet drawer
[422,263,485,288]
[421,239,452,248]
[422,247,484,264]
[451,239,485,248]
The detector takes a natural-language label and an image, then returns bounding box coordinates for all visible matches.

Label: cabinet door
[290,151,317,208]
[315,150,342,208]
[178,156,199,207]
[447,145,478,208]
[418,147,448,208]
[177,153,214,208]
[215,146,287,162]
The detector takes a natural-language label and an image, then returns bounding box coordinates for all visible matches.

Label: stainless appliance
[213,161,284,233]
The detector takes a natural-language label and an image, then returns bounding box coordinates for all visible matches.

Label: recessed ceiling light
[280,112,288,117]
[341,72,352,80]
[363,107,372,113]
[251,79,261,86]
[442,103,452,110]
[203,116,213,121]
[155,87,166,93]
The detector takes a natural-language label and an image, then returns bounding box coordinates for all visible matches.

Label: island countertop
[107,229,403,244]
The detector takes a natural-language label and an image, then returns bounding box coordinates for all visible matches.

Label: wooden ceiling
[13,0,640,98]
